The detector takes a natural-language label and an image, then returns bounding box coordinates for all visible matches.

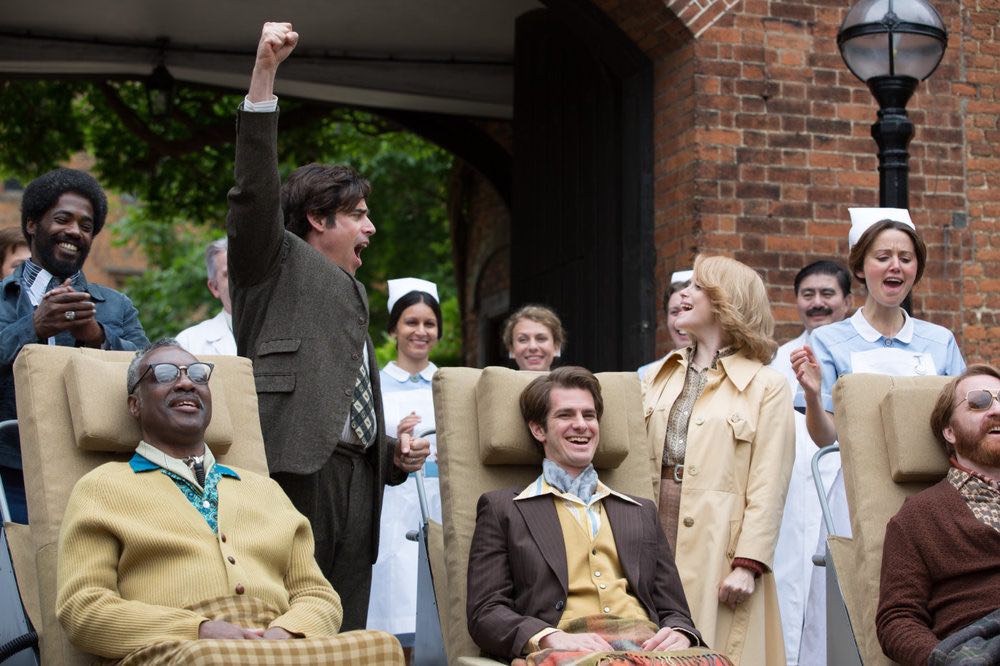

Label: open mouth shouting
[353,241,368,267]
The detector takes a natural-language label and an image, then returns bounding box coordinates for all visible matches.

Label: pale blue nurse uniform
[366,360,441,643]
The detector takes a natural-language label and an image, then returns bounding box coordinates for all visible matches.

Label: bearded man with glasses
[53,338,404,663]
[876,364,1000,666]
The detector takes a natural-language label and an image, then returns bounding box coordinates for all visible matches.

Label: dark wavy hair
[280,163,371,239]
[21,168,108,241]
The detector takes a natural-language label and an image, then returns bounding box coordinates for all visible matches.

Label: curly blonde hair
[693,255,777,364]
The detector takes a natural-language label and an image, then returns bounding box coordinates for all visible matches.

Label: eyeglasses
[129,362,214,394]
[960,388,1000,411]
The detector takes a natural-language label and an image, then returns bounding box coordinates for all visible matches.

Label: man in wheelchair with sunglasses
[876,364,1000,666]
[53,339,403,663]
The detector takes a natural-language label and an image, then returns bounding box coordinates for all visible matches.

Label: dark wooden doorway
[510,2,654,372]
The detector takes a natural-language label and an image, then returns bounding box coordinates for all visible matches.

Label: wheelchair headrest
[880,382,950,482]
[474,366,630,469]
[65,353,234,454]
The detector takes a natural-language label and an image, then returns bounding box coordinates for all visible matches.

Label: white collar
[383,360,437,383]
[135,440,216,490]
[850,307,914,343]
[203,311,231,342]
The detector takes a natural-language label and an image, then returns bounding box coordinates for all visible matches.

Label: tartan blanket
[512,616,733,666]
[104,595,403,665]
[929,608,1000,666]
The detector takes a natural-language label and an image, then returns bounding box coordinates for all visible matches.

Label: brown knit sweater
[876,477,1000,666]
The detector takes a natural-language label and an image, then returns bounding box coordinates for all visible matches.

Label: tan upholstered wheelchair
[813,373,952,665]
[428,366,667,665]
[0,344,403,664]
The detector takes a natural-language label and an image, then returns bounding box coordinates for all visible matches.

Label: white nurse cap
[387,277,439,313]
[670,269,694,284]
[848,207,915,248]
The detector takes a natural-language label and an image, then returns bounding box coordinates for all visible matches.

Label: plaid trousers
[107,596,404,665]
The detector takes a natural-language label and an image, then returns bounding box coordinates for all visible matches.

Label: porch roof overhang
[0,0,540,119]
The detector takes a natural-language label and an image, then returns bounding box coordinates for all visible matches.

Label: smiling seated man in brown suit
[55,339,403,664]
[466,367,705,663]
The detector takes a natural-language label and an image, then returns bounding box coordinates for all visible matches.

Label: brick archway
[665,0,742,38]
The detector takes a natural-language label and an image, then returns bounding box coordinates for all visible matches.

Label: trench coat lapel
[644,350,687,415]
[515,496,568,594]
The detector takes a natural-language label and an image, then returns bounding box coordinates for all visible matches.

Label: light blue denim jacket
[0,264,148,468]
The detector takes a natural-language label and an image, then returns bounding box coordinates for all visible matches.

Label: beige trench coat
[642,348,794,666]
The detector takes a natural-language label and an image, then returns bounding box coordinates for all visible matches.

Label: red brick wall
[960,0,1000,364]
[593,0,996,364]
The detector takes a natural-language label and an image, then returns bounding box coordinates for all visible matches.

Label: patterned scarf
[544,459,598,504]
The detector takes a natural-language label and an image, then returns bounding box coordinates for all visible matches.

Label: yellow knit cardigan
[56,461,342,658]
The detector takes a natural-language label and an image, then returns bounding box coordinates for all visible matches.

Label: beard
[951,415,1000,468]
[33,232,89,278]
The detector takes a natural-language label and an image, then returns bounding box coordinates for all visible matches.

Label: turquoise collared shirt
[129,442,239,534]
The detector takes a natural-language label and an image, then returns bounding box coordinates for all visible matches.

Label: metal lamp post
[837,0,948,209]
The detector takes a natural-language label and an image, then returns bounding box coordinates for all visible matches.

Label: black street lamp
[837,0,947,209]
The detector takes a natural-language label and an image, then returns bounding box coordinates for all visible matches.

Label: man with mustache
[225,22,429,629]
[876,365,1000,666]
[55,339,403,663]
[769,260,852,665]
[0,168,148,523]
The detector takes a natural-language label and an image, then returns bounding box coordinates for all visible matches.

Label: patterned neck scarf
[947,462,1000,535]
[543,458,598,503]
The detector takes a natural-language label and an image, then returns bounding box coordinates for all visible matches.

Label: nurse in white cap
[791,209,965,446]
[366,277,443,651]
[790,209,965,665]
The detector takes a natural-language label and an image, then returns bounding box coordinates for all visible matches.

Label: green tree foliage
[0,79,459,364]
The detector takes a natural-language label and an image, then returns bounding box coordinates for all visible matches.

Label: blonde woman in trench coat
[642,255,795,666]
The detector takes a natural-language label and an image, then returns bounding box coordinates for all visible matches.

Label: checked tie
[350,359,377,448]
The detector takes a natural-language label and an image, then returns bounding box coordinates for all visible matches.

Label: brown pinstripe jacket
[467,486,703,661]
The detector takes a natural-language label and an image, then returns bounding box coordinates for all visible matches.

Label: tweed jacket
[226,110,404,553]
[467,486,703,661]
[0,266,148,468]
